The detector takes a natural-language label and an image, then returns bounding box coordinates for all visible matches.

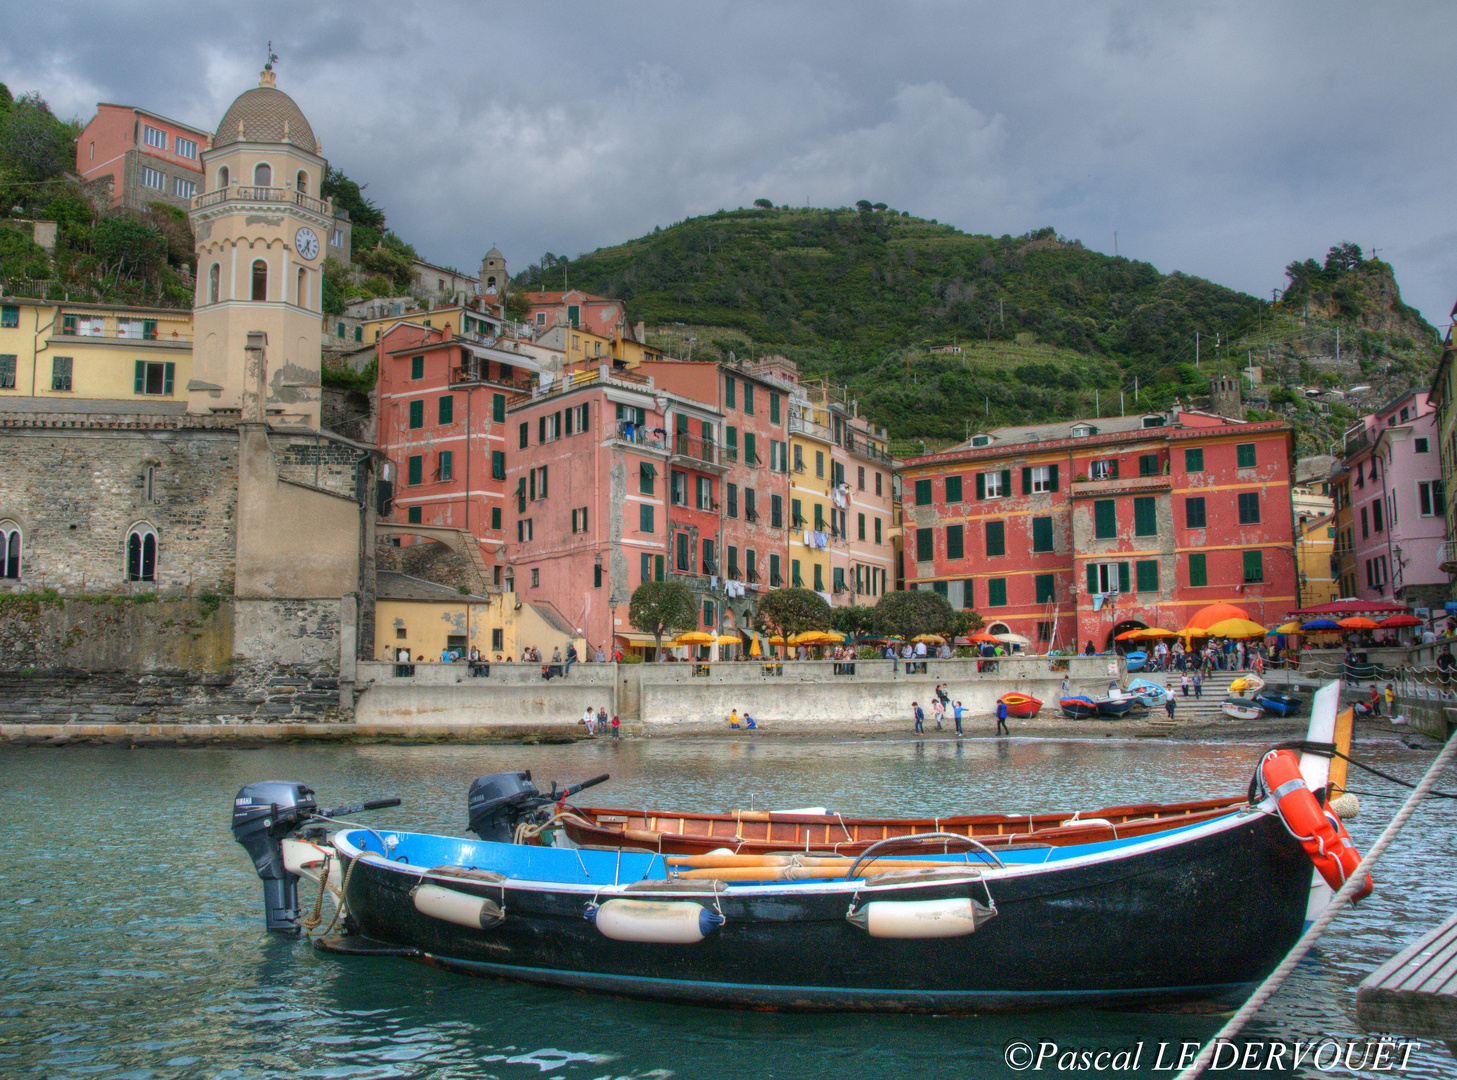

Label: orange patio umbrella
[1114,628,1145,641]
[1186,602,1251,630]
[968,631,1001,644]
[1338,616,1379,630]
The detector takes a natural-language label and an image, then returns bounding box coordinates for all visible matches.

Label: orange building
[76,103,209,211]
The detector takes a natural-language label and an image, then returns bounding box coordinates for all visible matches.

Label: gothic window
[253,163,272,188]
[295,170,308,195]
[217,165,230,189]
[208,263,220,305]
[251,260,267,301]
[126,524,157,583]
[0,520,20,579]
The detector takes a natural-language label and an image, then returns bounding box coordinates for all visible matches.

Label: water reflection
[0,736,1452,1079]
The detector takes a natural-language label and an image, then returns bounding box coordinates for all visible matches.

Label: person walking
[931,697,945,730]
[952,700,964,737]
[1164,685,1177,721]
[912,702,925,734]
[994,698,1010,736]
[1180,672,1190,697]
[1193,671,1203,699]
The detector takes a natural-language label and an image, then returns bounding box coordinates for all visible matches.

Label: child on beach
[729,709,741,729]
[931,698,945,730]
[912,702,925,734]
[953,701,964,737]
[611,715,621,739]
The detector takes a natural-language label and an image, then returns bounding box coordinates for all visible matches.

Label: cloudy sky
[8,2,1456,326]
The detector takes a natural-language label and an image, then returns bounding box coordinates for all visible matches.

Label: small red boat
[998,692,1043,718]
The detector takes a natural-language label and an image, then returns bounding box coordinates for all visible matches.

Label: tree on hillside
[757,588,831,641]
[871,590,956,641]
[628,580,697,655]
[91,217,167,287]
[753,198,772,209]
[0,91,76,184]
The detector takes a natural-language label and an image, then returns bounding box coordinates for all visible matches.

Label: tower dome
[213,72,318,154]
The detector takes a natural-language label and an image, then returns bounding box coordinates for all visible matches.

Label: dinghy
[997,692,1043,718]
[1059,695,1099,718]
[1253,691,1302,716]
[1221,698,1264,720]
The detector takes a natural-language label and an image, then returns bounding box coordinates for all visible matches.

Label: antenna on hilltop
[265,41,278,72]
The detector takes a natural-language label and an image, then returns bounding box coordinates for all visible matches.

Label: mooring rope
[1173,731,1457,1080]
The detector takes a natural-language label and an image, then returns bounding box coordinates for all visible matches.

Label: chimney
[242,332,268,422]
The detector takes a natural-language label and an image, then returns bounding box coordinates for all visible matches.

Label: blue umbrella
[1300,618,1342,631]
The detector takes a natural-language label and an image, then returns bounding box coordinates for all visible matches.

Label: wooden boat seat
[1356,911,1457,1057]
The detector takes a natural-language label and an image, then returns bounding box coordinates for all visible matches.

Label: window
[517,519,534,542]
[407,506,422,524]
[126,525,157,582]
[696,475,713,510]
[915,528,934,562]
[945,475,963,503]
[1420,481,1446,517]
[1185,497,1207,529]
[1237,492,1261,524]
[438,395,454,425]
[1031,516,1053,553]
[490,506,502,530]
[815,451,824,479]
[408,400,423,429]
[743,383,755,415]
[985,520,1006,557]
[978,470,1010,499]
[1133,496,1157,536]
[51,357,72,391]
[960,579,974,608]
[253,163,271,187]
[770,553,782,586]
[175,136,197,159]
[1415,437,1430,453]
[1086,561,1129,595]
[858,466,866,490]
[875,472,883,496]
[1242,550,1263,583]
[914,479,932,506]
[724,376,736,409]
[1025,464,1058,494]
[407,455,422,485]
[141,165,165,190]
[671,470,687,507]
[0,305,17,328]
[813,563,824,591]
[1038,621,1052,642]
[791,560,804,587]
[639,503,654,533]
[1236,443,1257,469]
[571,507,589,533]
[518,422,529,449]
[492,393,506,423]
[1139,454,1160,477]
[0,354,14,389]
[637,462,656,496]
[1135,560,1159,592]
[874,517,882,544]
[529,465,548,500]
[133,361,175,396]
[793,444,804,473]
[1035,573,1055,604]
[173,177,196,200]
[677,532,692,572]
[946,524,964,560]
[725,482,738,519]
[703,539,717,575]
[745,433,758,467]
[745,488,757,522]
[251,259,267,301]
[987,578,1007,607]
[1189,553,1207,587]
[1093,499,1116,539]
[411,355,425,380]
[1090,459,1118,481]
[770,391,781,424]
[208,262,221,305]
[792,498,805,527]
[1071,424,1095,438]
[858,512,866,541]
[1185,448,1204,473]
[771,494,783,528]
[0,521,21,578]
[142,124,166,149]
[531,569,540,588]
[218,165,230,188]
[1360,506,1369,539]
[724,426,738,462]
[437,451,453,482]
[1372,499,1384,533]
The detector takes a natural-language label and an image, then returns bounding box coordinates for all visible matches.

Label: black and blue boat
[1254,691,1303,716]
[1059,695,1099,718]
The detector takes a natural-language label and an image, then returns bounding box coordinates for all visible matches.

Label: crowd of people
[1109,636,1270,675]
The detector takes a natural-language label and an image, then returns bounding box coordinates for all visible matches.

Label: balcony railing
[842,433,893,464]
[672,432,718,464]
[616,421,670,450]
[788,413,833,442]
[192,186,331,216]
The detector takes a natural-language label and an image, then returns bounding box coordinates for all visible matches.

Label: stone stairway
[1130,668,1285,728]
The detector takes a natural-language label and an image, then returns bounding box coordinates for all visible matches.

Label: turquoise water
[0,734,1453,1079]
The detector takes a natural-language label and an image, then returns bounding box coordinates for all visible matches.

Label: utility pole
[1095,389,1100,417]
[1195,332,1200,368]
[1120,390,1125,416]
[1114,231,1118,257]
[1134,375,1139,404]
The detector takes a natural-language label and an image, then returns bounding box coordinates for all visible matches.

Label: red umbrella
[1338,616,1379,630]
[1379,614,1424,628]
[1187,602,1250,629]
[968,631,1001,644]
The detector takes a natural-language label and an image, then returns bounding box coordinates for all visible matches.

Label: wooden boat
[1126,678,1171,708]
[551,795,1247,856]
[1095,695,1139,717]
[1254,691,1303,716]
[1222,697,1265,720]
[1059,695,1098,718]
[997,692,1042,718]
[1124,650,1148,671]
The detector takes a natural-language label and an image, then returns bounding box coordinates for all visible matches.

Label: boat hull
[1254,693,1302,716]
[334,812,1313,1012]
[998,693,1043,718]
[1095,698,1138,717]
[1222,699,1264,720]
[1060,697,1098,718]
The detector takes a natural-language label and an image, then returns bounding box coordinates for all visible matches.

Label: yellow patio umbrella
[715,634,742,645]
[789,630,839,646]
[767,635,786,645]
[1176,626,1211,638]
[671,631,716,646]
[1272,621,1303,635]
[911,633,946,644]
[1205,617,1269,638]
[1133,627,1176,639]
[749,636,762,657]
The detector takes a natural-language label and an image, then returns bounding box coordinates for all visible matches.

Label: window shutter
[1087,564,1098,594]
[1000,469,1011,496]
[1049,464,1059,492]
[1022,466,1032,494]
[163,363,174,395]
[1118,562,1130,593]
[134,360,146,394]
[143,319,157,340]
[540,465,548,499]
[529,469,536,501]
[975,473,986,500]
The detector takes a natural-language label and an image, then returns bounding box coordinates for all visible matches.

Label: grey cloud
[6,0,1455,326]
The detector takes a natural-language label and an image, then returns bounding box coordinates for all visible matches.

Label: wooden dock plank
[1356,912,1457,1039]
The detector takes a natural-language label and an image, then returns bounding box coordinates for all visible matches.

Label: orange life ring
[1259,749,1373,901]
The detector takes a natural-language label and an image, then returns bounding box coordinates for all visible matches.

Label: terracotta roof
[214,84,317,154]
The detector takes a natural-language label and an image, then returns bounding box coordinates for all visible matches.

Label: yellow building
[787,394,834,594]
[1296,511,1339,608]
[374,571,586,661]
[0,298,192,404]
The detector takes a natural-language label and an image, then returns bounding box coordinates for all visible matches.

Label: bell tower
[479,246,507,297]
[188,66,329,429]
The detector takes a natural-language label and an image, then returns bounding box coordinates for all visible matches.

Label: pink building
[77,103,209,210]
[1332,390,1446,608]
[525,290,627,339]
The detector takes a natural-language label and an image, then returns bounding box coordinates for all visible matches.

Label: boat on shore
[1254,691,1303,716]
[1059,695,1098,718]
[1126,679,1171,708]
[997,692,1043,718]
[1124,651,1148,671]
[1222,698,1265,720]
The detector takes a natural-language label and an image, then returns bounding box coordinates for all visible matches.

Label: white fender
[411,884,504,930]
[281,837,343,892]
[592,899,724,944]
[847,897,994,939]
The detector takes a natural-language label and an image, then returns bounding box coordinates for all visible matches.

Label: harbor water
[1,733,1453,1079]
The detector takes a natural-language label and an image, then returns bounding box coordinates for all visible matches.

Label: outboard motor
[231,781,319,934]
[467,770,611,843]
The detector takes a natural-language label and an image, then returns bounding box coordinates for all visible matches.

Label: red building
[524,289,627,339]
[898,411,1297,651]
[76,103,209,211]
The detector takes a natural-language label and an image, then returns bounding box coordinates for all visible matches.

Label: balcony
[449,361,534,391]
[613,421,670,452]
[1069,473,1172,499]
[671,432,729,472]
[192,186,331,216]
[788,413,833,442]
[841,432,893,464]
[1442,540,1457,575]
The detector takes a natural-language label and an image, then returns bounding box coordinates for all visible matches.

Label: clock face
[294,227,320,260]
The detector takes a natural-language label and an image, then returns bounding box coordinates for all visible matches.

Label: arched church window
[251,260,268,301]
[126,524,157,583]
[296,267,306,307]
[218,165,230,189]
[0,520,21,579]
[253,163,272,188]
[208,263,220,305]
[296,170,308,195]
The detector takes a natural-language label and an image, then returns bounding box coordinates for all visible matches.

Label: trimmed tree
[871,590,956,642]
[757,587,831,643]
[628,580,698,656]
[828,604,876,640]
[952,609,985,638]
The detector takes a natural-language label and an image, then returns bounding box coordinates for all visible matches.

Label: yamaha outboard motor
[467,770,611,843]
[231,781,319,934]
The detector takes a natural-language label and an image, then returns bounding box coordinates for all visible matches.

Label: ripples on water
[0,733,1453,1079]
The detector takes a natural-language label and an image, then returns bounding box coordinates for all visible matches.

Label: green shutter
[1035,574,1054,604]
[1094,499,1116,538]
[1022,466,1032,494]
[975,473,986,500]
[988,578,1007,606]
[1136,559,1158,592]
[409,400,423,428]
[411,355,424,380]
[916,528,934,562]
[655,554,664,581]
[986,520,1005,557]
[1237,443,1257,468]
[1134,496,1157,536]
[945,475,962,502]
[143,319,157,340]
[1048,464,1059,492]
[1185,448,1204,473]
[1032,516,1053,552]
[1000,469,1011,497]
[438,395,453,425]
[769,391,779,423]
[915,479,932,506]
[1117,562,1130,593]
[1189,553,1207,587]
[492,393,505,422]
[407,455,422,485]
[134,360,146,394]
[1243,550,1263,582]
[1087,564,1098,594]
[946,524,963,560]
[162,362,174,395]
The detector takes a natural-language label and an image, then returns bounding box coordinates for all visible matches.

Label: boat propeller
[230,781,400,935]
